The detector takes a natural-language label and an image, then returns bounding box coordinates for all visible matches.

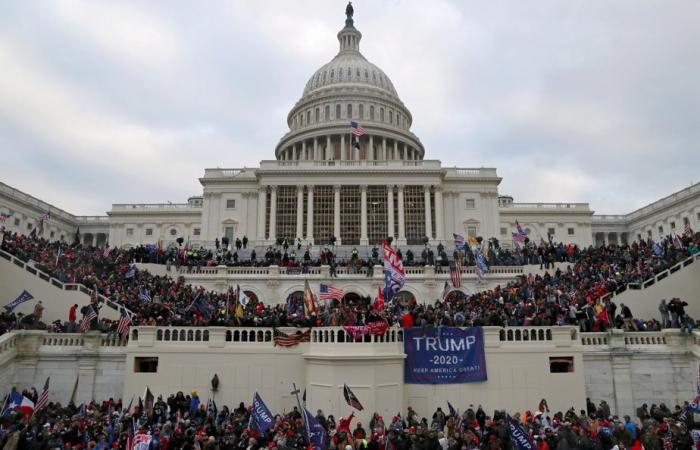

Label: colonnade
[256,184,444,245]
[278,134,421,161]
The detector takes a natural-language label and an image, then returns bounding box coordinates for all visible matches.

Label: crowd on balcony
[0,229,698,336]
[1,387,697,450]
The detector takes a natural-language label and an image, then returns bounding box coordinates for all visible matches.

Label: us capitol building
[2,5,699,256]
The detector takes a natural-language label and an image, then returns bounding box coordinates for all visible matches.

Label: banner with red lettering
[342,321,390,341]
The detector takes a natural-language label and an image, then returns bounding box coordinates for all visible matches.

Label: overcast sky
[1,0,698,216]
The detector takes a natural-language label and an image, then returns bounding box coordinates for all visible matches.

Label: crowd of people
[1,388,698,450]
[1,229,698,335]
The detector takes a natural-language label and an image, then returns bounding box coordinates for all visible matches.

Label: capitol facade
[1,6,699,259]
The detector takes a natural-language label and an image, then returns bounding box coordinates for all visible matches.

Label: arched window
[330,69,334,79]
[306,110,311,124]
[325,105,330,121]
[347,104,352,118]
[336,104,341,119]
[389,110,393,124]
[322,71,327,82]
[380,108,384,122]
[370,105,374,121]
[364,70,369,79]
[315,108,320,122]
[347,67,351,77]
[359,104,364,119]
[356,68,360,77]
[299,113,303,126]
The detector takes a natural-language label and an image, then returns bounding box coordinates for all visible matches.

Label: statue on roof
[345,2,354,20]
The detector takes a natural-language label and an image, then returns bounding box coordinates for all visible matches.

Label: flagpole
[291,383,311,445]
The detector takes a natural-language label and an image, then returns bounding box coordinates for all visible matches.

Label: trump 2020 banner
[403,327,487,384]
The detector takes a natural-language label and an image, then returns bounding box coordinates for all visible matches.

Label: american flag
[350,121,366,137]
[35,377,50,411]
[103,246,110,257]
[117,309,132,337]
[685,222,694,237]
[138,288,151,303]
[663,429,673,450]
[450,260,461,288]
[132,433,152,450]
[382,242,405,293]
[39,212,50,221]
[512,220,527,246]
[319,283,344,301]
[442,281,451,301]
[273,328,311,347]
[79,307,97,332]
[453,233,466,251]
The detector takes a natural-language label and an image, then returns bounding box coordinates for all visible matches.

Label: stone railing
[0,249,133,317]
[579,329,687,352]
[506,202,590,210]
[598,252,699,302]
[111,203,201,211]
[177,263,523,280]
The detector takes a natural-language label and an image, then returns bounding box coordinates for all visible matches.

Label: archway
[285,290,305,315]
[444,289,469,303]
[244,290,259,303]
[392,290,416,307]
[340,292,368,307]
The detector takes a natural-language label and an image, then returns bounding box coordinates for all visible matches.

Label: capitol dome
[275,4,424,162]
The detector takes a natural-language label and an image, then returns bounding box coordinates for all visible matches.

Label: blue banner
[4,290,34,312]
[403,327,487,384]
[251,392,274,433]
[303,407,329,450]
[507,414,535,450]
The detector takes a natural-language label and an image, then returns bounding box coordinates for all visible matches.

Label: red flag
[373,287,385,312]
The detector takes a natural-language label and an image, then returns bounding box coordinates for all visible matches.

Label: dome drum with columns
[275,7,424,162]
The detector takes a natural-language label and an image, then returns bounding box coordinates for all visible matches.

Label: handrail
[594,252,698,302]
[0,249,134,318]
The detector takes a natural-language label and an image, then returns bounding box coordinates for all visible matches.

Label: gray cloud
[1,0,697,215]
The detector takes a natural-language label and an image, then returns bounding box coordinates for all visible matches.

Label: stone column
[302,140,307,161]
[369,135,374,160]
[257,187,267,243]
[393,140,398,161]
[296,185,304,239]
[269,186,277,240]
[360,185,368,245]
[326,135,332,160]
[313,138,318,160]
[382,137,387,161]
[340,135,345,160]
[424,185,433,240]
[307,186,314,243]
[397,185,406,245]
[387,186,395,239]
[91,235,97,247]
[434,186,444,241]
[334,185,341,245]
[404,143,408,161]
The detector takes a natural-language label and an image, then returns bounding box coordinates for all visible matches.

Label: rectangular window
[465,199,475,209]
[145,228,153,236]
[567,228,575,236]
[647,230,652,237]
[313,186,334,245]
[658,226,663,234]
[50,231,55,238]
[684,217,690,225]
[14,218,20,226]
[359,104,364,119]
[670,222,676,230]
[134,357,159,373]
[367,186,388,245]
[275,186,297,241]
[547,227,555,236]
[126,228,134,236]
[697,212,700,221]
[226,199,236,209]
[193,228,201,236]
[27,223,33,230]
[549,356,574,373]
[347,103,352,118]
[500,227,507,236]
[467,226,477,238]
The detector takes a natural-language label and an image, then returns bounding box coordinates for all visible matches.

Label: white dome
[302,53,399,99]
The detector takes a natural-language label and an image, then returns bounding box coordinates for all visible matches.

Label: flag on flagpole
[251,392,275,433]
[343,384,364,411]
[442,281,451,302]
[69,375,79,405]
[319,283,344,302]
[117,309,132,337]
[476,253,489,283]
[512,220,527,247]
[4,290,34,312]
[55,247,63,266]
[382,241,405,294]
[450,261,461,288]
[303,280,318,315]
[138,287,151,303]
[373,287,385,312]
[79,307,97,332]
[684,222,693,237]
[35,377,50,411]
[507,414,535,449]
[239,289,250,307]
[453,233,466,251]
[350,121,366,136]
[103,246,110,258]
